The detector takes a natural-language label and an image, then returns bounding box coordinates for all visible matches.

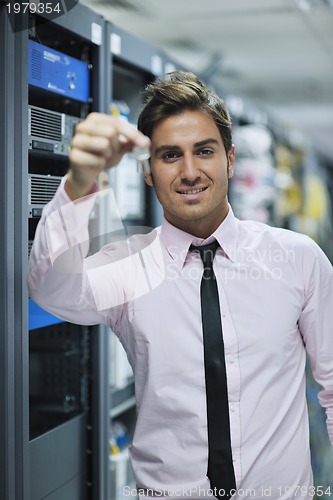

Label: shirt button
[230,404,236,412]
[228,356,235,364]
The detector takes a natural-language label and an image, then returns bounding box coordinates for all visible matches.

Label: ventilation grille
[29,174,62,205]
[31,48,42,81]
[30,107,62,141]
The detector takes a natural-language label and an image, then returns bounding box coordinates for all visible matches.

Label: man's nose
[180,153,200,181]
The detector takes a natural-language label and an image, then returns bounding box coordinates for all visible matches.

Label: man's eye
[197,148,213,156]
[162,152,179,161]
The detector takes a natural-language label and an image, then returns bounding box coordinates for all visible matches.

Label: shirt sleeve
[27,176,111,326]
[298,236,333,449]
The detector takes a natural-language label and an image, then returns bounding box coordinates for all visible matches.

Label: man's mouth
[177,187,207,195]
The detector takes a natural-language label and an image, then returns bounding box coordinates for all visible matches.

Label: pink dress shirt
[28,178,333,499]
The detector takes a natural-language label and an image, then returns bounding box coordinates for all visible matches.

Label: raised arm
[28,113,150,325]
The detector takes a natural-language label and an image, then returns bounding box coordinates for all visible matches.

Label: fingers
[67,113,150,199]
[69,147,108,172]
[70,112,150,169]
[71,134,113,160]
[74,112,149,149]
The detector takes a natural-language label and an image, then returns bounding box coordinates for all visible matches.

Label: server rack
[1,2,109,499]
[28,6,109,499]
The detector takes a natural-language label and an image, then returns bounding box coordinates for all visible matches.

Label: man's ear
[143,172,154,187]
[227,145,236,178]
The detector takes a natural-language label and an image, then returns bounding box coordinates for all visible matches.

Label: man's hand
[66,112,150,200]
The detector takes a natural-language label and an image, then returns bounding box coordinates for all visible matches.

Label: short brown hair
[138,71,232,153]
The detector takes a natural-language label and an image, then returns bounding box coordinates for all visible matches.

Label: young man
[28,72,333,499]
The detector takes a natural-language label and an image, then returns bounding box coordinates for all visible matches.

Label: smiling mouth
[177,187,208,195]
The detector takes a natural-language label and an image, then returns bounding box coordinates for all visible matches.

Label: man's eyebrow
[154,144,181,156]
[194,138,220,148]
[153,138,220,156]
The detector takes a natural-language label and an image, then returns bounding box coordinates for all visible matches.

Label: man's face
[144,110,235,238]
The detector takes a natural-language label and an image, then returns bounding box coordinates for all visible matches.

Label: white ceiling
[82,0,333,160]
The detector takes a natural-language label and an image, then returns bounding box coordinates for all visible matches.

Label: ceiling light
[296,0,311,11]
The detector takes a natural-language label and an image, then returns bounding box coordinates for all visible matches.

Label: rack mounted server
[28,105,81,156]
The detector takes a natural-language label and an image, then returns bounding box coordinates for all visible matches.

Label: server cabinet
[28,6,109,499]
[1,2,109,499]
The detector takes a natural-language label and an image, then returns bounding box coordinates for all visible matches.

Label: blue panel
[29,299,64,331]
[28,40,90,103]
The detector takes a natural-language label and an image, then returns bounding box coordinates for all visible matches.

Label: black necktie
[190,241,236,499]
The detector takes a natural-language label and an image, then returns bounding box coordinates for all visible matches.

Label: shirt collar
[160,205,239,270]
